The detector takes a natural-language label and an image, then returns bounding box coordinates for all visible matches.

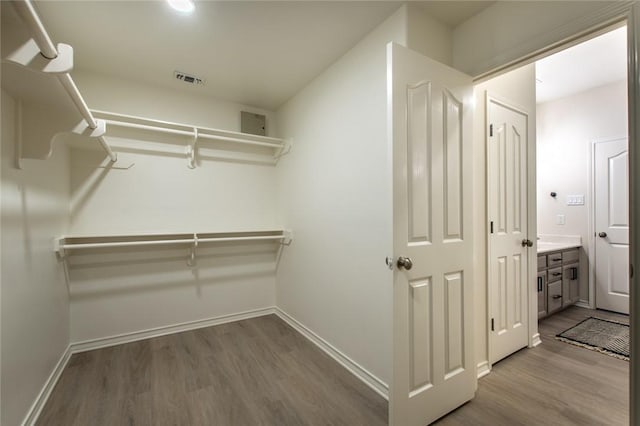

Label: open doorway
[535,25,629,317]
[474,22,629,425]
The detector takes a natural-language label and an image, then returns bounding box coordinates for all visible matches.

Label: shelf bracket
[3,40,73,74]
[281,230,294,245]
[71,118,107,138]
[187,127,198,169]
[53,237,66,259]
[274,138,292,162]
[187,233,198,267]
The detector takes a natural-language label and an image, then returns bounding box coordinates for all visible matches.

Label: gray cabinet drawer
[537,271,547,319]
[547,253,563,267]
[563,249,579,264]
[537,255,547,270]
[548,281,563,314]
[547,266,563,283]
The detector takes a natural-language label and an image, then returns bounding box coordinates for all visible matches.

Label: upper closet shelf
[91,110,292,168]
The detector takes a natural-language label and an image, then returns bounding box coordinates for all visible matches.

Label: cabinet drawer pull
[552,272,562,276]
[552,295,562,299]
[551,257,562,262]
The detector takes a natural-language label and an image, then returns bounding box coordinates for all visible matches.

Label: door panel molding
[486,93,531,365]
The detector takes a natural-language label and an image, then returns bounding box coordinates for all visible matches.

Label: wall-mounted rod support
[10,0,118,163]
[10,0,57,59]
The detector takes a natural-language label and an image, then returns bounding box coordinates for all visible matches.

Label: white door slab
[595,137,629,314]
[390,42,475,426]
[487,96,530,364]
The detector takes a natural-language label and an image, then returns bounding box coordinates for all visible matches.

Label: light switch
[566,195,585,206]
[557,214,566,225]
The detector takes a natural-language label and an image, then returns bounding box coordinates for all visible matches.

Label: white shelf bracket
[71,118,107,138]
[53,237,66,259]
[274,138,292,162]
[187,233,198,267]
[187,127,198,169]
[282,230,294,245]
[3,40,73,74]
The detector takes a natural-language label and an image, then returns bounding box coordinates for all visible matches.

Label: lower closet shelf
[54,229,293,261]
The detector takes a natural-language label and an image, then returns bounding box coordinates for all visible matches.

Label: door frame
[590,136,629,310]
[474,4,640,423]
[485,92,534,365]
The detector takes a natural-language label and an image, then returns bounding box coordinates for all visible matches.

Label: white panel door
[487,97,529,364]
[595,138,629,314]
[390,43,475,426]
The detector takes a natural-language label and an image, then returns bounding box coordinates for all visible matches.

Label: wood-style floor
[436,306,629,425]
[37,315,388,426]
[38,306,628,426]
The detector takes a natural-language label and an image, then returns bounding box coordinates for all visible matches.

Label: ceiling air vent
[174,71,205,85]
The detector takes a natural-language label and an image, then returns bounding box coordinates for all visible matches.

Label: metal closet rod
[11,0,118,162]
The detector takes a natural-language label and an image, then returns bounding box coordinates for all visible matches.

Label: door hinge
[491,318,495,332]
[489,124,494,137]
[490,221,494,234]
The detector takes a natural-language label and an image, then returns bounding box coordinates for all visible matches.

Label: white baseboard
[70,307,276,353]
[476,360,491,379]
[575,301,592,310]
[274,307,389,400]
[21,345,72,426]
[531,333,542,347]
[26,306,388,426]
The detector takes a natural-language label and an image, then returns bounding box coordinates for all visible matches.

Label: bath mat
[556,317,629,360]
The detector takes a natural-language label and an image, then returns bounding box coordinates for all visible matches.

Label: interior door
[595,137,629,314]
[486,96,530,364]
[390,42,475,426]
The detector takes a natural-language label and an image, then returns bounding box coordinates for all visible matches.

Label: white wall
[453,1,627,77]
[406,3,453,66]
[473,64,538,371]
[1,91,70,426]
[275,4,452,390]
[66,72,281,342]
[537,80,628,302]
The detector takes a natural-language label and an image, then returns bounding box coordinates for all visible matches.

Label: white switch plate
[566,194,585,206]
[557,214,566,225]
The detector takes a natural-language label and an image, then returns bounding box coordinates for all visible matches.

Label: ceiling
[418,1,494,27]
[15,1,492,111]
[31,1,400,111]
[536,26,627,104]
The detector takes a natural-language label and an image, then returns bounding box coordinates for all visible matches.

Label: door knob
[599,232,607,238]
[521,239,534,247]
[397,257,413,270]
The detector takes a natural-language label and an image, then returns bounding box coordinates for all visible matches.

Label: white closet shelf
[54,229,293,258]
[91,110,292,165]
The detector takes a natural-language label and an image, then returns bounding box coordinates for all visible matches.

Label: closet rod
[61,238,195,250]
[60,235,286,251]
[103,120,285,149]
[11,0,118,163]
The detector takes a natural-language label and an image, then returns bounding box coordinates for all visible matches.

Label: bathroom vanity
[537,242,581,319]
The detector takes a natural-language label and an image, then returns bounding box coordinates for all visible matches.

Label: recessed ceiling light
[167,0,195,14]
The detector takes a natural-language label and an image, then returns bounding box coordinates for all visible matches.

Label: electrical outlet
[557,214,566,225]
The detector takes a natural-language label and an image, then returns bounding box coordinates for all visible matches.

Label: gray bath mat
[556,317,629,360]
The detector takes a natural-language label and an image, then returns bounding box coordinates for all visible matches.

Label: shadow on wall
[63,242,281,300]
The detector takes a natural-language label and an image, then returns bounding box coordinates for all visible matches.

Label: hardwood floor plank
[37,315,387,426]
[435,306,629,425]
[37,306,626,425]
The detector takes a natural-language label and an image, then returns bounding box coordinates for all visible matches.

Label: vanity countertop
[537,241,581,254]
